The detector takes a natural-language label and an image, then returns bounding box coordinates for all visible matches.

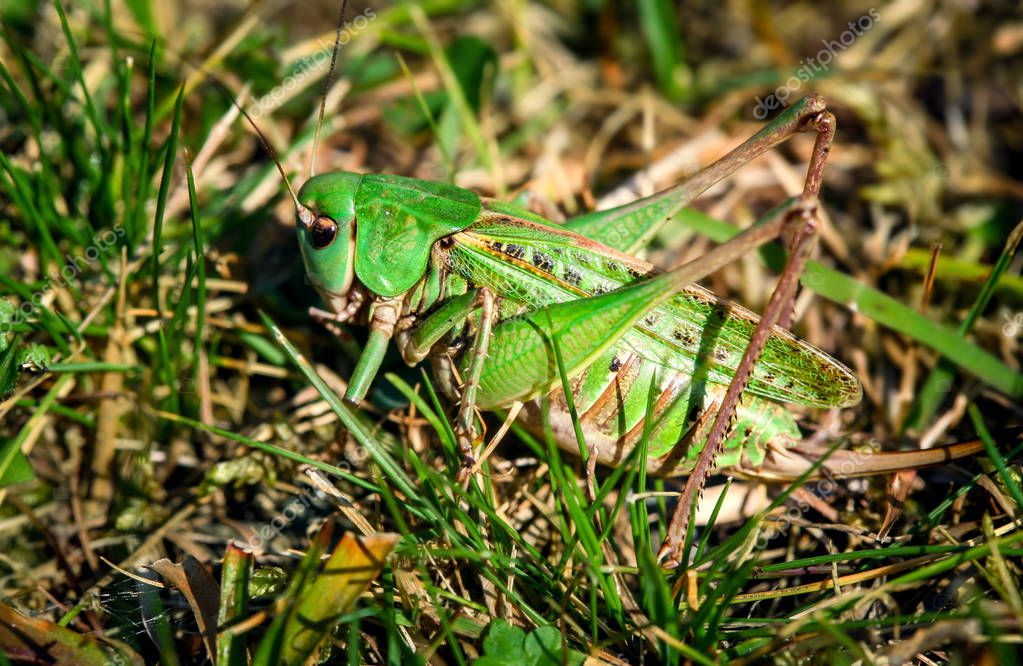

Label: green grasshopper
[251,9,985,568]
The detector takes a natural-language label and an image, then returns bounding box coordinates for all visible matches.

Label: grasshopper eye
[309,215,339,249]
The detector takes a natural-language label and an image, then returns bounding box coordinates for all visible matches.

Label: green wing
[448,205,860,409]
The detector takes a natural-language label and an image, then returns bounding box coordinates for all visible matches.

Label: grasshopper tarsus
[455,455,476,485]
[454,412,487,483]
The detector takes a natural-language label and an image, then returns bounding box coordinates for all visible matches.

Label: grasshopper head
[295,172,364,313]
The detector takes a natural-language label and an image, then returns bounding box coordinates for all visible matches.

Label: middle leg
[454,288,498,483]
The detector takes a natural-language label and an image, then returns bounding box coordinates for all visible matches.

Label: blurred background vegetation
[1,0,1022,663]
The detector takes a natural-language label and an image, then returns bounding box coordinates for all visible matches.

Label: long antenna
[206,76,309,219]
[309,0,350,178]
[156,42,313,224]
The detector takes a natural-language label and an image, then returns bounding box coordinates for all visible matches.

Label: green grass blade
[150,86,185,402]
[637,0,688,101]
[259,312,421,502]
[907,220,1023,428]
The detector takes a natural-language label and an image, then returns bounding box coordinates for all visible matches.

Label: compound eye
[309,215,338,249]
